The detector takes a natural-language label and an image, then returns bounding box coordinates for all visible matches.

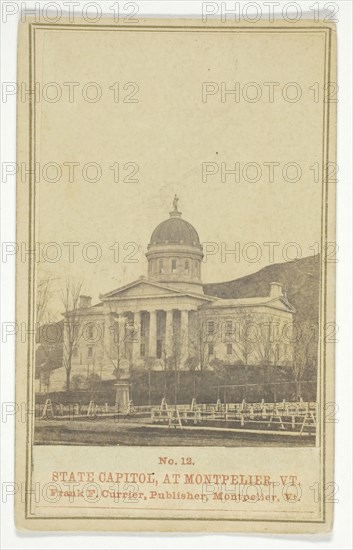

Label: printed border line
[24,22,332,524]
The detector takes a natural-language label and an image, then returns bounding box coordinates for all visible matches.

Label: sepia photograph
[35,194,320,447]
[13,12,339,533]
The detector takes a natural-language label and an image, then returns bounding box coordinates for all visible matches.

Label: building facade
[46,200,295,392]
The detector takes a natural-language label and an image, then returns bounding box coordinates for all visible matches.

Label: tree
[185,355,200,399]
[234,310,257,366]
[36,277,53,326]
[140,356,157,406]
[188,313,219,399]
[209,357,228,401]
[243,313,290,401]
[251,314,274,371]
[36,326,63,392]
[100,312,130,380]
[61,279,83,391]
[159,344,169,400]
[226,309,258,400]
[35,277,62,392]
[162,318,189,406]
[292,320,317,400]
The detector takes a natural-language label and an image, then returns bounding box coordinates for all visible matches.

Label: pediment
[101,279,193,300]
[203,294,296,314]
[267,296,296,313]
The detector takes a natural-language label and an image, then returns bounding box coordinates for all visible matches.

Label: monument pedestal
[115,382,130,412]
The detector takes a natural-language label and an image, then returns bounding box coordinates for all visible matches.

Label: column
[132,311,141,361]
[165,309,173,356]
[180,310,189,366]
[149,310,157,357]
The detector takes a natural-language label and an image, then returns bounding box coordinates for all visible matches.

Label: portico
[101,278,214,368]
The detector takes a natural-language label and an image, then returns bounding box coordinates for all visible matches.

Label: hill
[203,254,321,328]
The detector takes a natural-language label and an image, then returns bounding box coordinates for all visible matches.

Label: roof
[64,302,105,317]
[100,277,217,302]
[204,295,296,312]
[149,212,201,248]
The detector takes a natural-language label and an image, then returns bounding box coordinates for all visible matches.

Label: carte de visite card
[16,17,336,532]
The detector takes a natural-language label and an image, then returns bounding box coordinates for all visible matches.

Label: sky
[31,26,326,313]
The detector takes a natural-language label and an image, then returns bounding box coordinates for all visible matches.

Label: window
[156,339,162,359]
[87,325,94,339]
[224,320,234,342]
[207,321,215,334]
[184,259,189,274]
[226,343,232,355]
[87,346,93,358]
[149,259,155,276]
[73,346,78,357]
[208,343,214,356]
[159,259,164,274]
[194,260,199,276]
[171,259,177,273]
[140,343,146,357]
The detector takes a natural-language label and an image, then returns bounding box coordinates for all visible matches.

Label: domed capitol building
[48,197,295,394]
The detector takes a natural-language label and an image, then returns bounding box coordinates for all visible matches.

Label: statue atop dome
[170,194,181,217]
[173,194,179,211]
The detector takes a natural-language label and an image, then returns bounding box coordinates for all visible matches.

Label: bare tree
[209,356,228,401]
[103,315,127,379]
[234,309,257,369]
[36,277,63,392]
[102,311,145,382]
[139,356,156,406]
[292,320,317,400]
[36,277,53,326]
[98,306,145,382]
[159,343,169,400]
[160,318,190,406]
[224,309,256,399]
[245,313,289,401]
[163,328,183,407]
[184,355,199,399]
[251,314,274,371]
[36,328,63,392]
[195,313,219,392]
[61,279,83,391]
